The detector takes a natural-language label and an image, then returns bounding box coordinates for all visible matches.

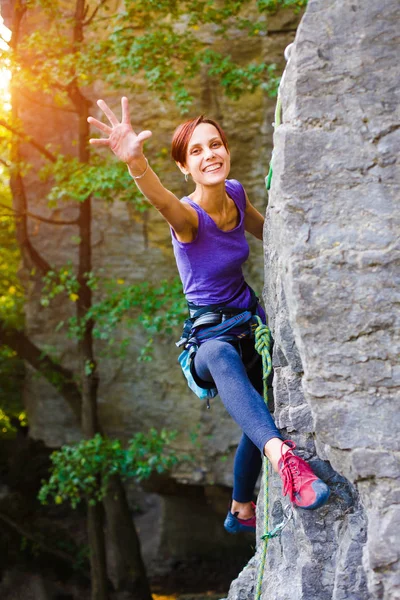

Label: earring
[184,173,188,182]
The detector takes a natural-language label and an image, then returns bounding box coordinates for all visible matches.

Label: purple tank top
[171,179,254,309]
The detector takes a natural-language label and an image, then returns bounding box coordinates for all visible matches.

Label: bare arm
[87,97,197,236]
[244,192,264,240]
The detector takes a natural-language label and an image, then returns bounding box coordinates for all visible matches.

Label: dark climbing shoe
[224,502,256,534]
[278,440,330,510]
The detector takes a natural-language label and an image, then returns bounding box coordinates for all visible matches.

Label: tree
[0,1,305,599]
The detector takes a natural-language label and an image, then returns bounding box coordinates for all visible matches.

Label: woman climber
[87,97,330,534]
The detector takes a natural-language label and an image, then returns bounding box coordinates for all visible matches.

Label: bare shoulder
[160,196,199,242]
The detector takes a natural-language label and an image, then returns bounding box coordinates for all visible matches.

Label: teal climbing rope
[254,316,272,388]
[253,317,272,600]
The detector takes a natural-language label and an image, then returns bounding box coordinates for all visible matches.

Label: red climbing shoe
[278,440,330,510]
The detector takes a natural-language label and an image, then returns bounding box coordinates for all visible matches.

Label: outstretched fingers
[88,137,110,147]
[87,116,112,135]
[87,115,112,146]
[97,99,119,127]
[121,97,152,143]
[87,96,153,154]
[137,130,153,144]
[121,96,131,125]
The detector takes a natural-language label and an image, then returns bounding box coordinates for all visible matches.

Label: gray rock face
[228,1,399,599]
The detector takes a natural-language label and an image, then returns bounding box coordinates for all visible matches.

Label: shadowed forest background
[0,1,305,599]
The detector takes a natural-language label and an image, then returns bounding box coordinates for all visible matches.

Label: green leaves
[110,19,280,111]
[0,213,24,329]
[202,49,276,100]
[257,0,307,11]
[40,155,147,208]
[87,277,186,351]
[5,0,306,117]
[0,346,25,438]
[38,429,181,508]
[39,268,186,359]
[40,263,80,307]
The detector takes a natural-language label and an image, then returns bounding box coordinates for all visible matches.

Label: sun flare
[0,17,11,110]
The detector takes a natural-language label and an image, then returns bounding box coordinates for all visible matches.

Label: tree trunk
[88,502,109,600]
[70,0,110,595]
[103,476,153,600]
[76,147,109,600]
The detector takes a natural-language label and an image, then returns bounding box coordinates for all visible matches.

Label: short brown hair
[171,115,229,166]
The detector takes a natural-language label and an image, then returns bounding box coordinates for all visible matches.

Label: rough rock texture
[227,1,399,600]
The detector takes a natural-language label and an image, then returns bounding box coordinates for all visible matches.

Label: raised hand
[87,97,152,167]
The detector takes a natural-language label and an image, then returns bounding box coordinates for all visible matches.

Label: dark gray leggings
[193,338,282,502]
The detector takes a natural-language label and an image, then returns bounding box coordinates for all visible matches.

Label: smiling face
[183,122,230,185]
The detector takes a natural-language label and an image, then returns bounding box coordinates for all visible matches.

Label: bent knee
[197,339,239,364]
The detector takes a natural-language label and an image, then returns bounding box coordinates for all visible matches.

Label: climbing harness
[177,309,254,402]
[176,288,260,404]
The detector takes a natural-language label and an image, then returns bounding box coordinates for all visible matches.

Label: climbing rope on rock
[253,316,294,600]
[253,317,276,600]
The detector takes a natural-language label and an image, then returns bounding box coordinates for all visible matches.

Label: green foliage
[20,536,41,557]
[261,64,281,97]
[110,18,281,111]
[0,215,25,328]
[5,0,299,114]
[41,264,80,307]
[0,408,15,436]
[0,345,26,438]
[0,50,25,438]
[0,150,24,330]
[0,163,25,439]
[38,429,180,508]
[88,277,186,343]
[39,156,147,209]
[257,0,307,10]
[202,49,273,100]
[40,270,186,359]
